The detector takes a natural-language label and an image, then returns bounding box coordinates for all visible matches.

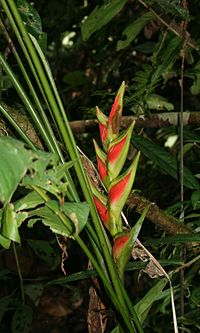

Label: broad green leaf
[14,191,45,212]
[145,94,174,111]
[28,205,73,236]
[81,0,127,41]
[17,0,42,37]
[11,305,33,333]
[132,136,200,190]
[134,278,168,323]
[16,211,28,228]
[0,235,11,249]
[61,201,90,235]
[2,203,20,244]
[117,12,154,51]
[28,201,89,237]
[0,137,31,205]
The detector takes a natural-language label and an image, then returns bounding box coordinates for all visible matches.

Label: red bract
[108,94,120,128]
[93,196,109,227]
[96,155,107,183]
[112,233,130,258]
[93,140,108,185]
[108,135,127,164]
[108,81,125,138]
[99,122,108,147]
[109,171,131,204]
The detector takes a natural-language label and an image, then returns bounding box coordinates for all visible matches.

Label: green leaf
[117,12,154,51]
[28,205,73,236]
[145,94,174,111]
[2,203,20,244]
[151,36,182,85]
[28,201,89,237]
[0,137,31,205]
[81,0,127,41]
[132,136,200,190]
[14,191,45,212]
[61,201,90,235]
[134,278,168,323]
[191,190,200,209]
[0,235,11,249]
[17,0,42,37]
[11,305,33,333]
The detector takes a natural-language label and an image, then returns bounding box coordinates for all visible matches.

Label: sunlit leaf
[28,205,74,237]
[28,200,89,237]
[2,203,20,244]
[61,201,90,235]
[81,0,127,41]
[14,191,45,212]
[0,235,11,249]
[0,137,31,205]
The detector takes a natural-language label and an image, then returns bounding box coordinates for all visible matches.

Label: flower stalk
[89,82,146,279]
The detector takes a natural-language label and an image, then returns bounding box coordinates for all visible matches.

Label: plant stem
[32,185,136,332]
[12,242,25,305]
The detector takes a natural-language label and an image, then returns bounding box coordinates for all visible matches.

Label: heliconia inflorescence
[88,82,147,279]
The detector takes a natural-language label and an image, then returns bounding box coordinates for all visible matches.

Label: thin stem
[0,53,53,151]
[12,242,25,305]
[138,0,197,50]
[179,1,189,327]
